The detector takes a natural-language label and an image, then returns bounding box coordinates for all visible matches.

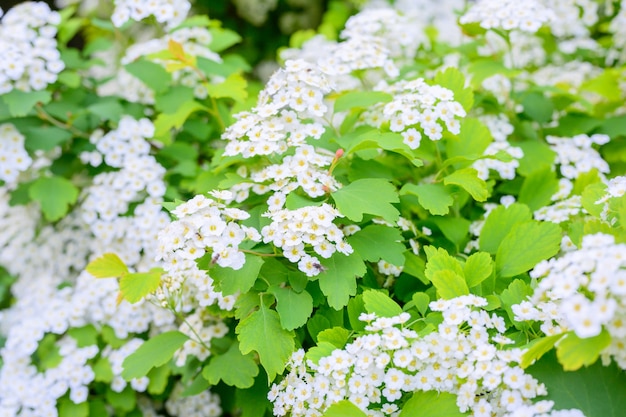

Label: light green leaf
[432,67,473,112]
[124,59,172,94]
[306,341,337,365]
[334,91,393,112]
[86,253,129,278]
[516,141,556,177]
[403,251,428,284]
[556,330,611,371]
[203,342,259,388]
[105,387,136,412]
[206,72,248,102]
[237,303,295,382]
[317,327,351,348]
[119,268,162,304]
[412,292,431,316]
[581,182,607,219]
[446,118,492,160]
[424,246,464,281]
[29,176,79,222]
[212,254,264,295]
[147,365,171,395]
[496,221,562,278]
[93,357,114,383]
[58,398,88,417]
[400,183,454,216]
[344,130,423,167]
[154,101,209,137]
[430,217,471,249]
[399,390,467,417]
[479,203,532,254]
[518,166,560,211]
[2,90,51,117]
[444,168,489,202]
[521,91,554,124]
[464,252,493,288]
[363,289,403,318]
[268,286,313,330]
[321,400,368,417]
[430,270,469,299]
[122,331,189,379]
[209,27,242,52]
[499,279,533,328]
[319,252,367,310]
[521,333,565,369]
[346,225,406,266]
[332,179,400,223]
[67,325,98,347]
[348,295,367,332]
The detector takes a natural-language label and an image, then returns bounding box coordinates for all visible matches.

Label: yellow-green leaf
[86,253,129,278]
[119,268,163,304]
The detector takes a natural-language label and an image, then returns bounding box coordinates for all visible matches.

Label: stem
[175,312,213,353]
[35,103,91,139]
[239,248,278,257]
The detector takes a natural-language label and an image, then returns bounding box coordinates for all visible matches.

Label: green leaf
[154,101,209,137]
[581,182,607,219]
[363,289,403,318]
[306,341,340,365]
[235,370,272,417]
[209,27,242,52]
[479,203,532,254]
[556,330,611,371]
[86,253,129,278]
[446,118,492,160]
[518,166,560,211]
[467,59,509,88]
[119,268,162,304]
[105,386,136,412]
[121,331,189,379]
[412,292,431,316]
[430,270,469,299]
[124,59,172,94]
[332,179,400,223]
[521,333,565,369]
[319,252,367,310]
[321,400,368,417]
[23,126,73,152]
[203,342,259,388]
[496,221,562,278]
[399,390,467,417]
[237,303,295,382]
[28,176,79,222]
[521,91,554,124]
[206,72,248,103]
[2,90,51,117]
[58,398,88,417]
[317,327,351,348]
[67,325,98,347]
[528,351,626,417]
[403,251,428,284]
[268,286,313,330]
[424,246,464,281]
[334,91,393,112]
[93,356,114,383]
[342,130,423,167]
[516,141,556,177]
[432,67,473,112]
[147,365,171,395]
[464,252,493,288]
[444,168,489,202]
[400,183,454,216]
[348,295,367,332]
[431,217,471,250]
[499,279,533,327]
[346,225,406,266]
[87,98,126,123]
[212,254,264,295]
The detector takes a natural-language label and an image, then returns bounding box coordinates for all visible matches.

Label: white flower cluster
[608,0,626,64]
[165,382,222,417]
[460,0,555,33]
[270,295,582,417]
[104,338,151,393]
[0,2,64,93]
[173,310,229,366]
[539,0,598,38]
[0,123,32,185]
[112,0,191,28]
[534,196,583,224]
[530,61,601,94]
[154,192,261,309]
[359,78,466,146]
[261,203,353,277]
[546,134,610,179]
[98,27,221,104]
[223,59,331,158]
[473,115,523,180]
[595,176,626,223]
[514,233,626,368]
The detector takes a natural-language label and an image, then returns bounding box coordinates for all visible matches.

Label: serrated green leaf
[343,130,423,167]
[319,252,367,310]
[363,289,403,318]
[556,330,611,371]
[347,225,406,266]
[237,303,295,382]
[206,72,247,102]
[334,91,393,112]
[521,333,565,369]
[317,327,351,348]
[122,331,189,379]
[119,268,162,304]
[181,374,211,397]
[212,254,264,296]
[496,221,562,278]
[86,253,129,278]
[444,168,489,201]
[446,118,492,160]
[2,90,51,117]
[268,286,313,330]
[519,166,560,211]
[28,176,79,222]
[332,179,400,223]
[321,400,368,417]
[58,398,88,417]
[528,351,626,417]
[430,270,469,299]
[399,390,467,417]
[479,203,532,254]
[464,252,493,288]
[306,341,338,365]
[424,246,464,281]
[203,342,259,388]
[124,59,172,94]
[432,67,473,112]
[400,183,454,216]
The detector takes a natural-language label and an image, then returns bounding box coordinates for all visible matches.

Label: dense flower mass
[0,123,32,184]
[459,0,555,33]
[111,0,191,27]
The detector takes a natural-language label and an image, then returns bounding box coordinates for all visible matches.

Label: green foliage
[124,59,172,94]
[119,269,163,304]
[332,179,400,222]
[1,90,51,117]
[86,253,129,278]
[212,254,264,295]
[122,331,189,379]
[556,330,612,371]
[319,252,367,310]
[346,225,406,266]
[58,398,88,417]
[334,91,393,112]
[203,341,259,388]
[463,252,493,288]
[443,168,489,202]
[268,285,313,330]
[399,391,468,417]
[400,183,454,216]
[321,400,368,417]
[28,176,79,222]
[362,289,403,318]
[479,204,532,254]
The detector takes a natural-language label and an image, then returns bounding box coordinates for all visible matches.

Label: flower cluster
[460,0,555,33]
[270,295,581,417]
[0,123,32,185]
[173,309,229,367]
[0,1,64,93]
[223,59,331,158]
[513,233,626,368]
[111,0,191,28]
[473,115,524,180]
[261,203,353,276]
[165,382,222,417]
[359,78,466,145]
[546,134,610,179]
[104,338,151,393]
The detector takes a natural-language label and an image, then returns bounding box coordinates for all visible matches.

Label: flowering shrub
[0,1,626,417]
